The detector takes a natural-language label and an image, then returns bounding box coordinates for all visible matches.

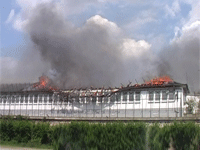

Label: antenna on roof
[135,79,138,84]
[127,80,132,87]
[185,72,188,84]
[142,77,145,83]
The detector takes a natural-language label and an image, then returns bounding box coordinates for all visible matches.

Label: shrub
[170,122,200,150]
[186,99,196,114]
[148,123,171,150]
[52,122,147,150]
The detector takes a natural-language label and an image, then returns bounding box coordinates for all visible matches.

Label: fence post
[9,95,11,115]
[101,97,102,118]
[86,97,87,117]
[14,95,16,116]
[117,94,118,118]
[38,95,39,117]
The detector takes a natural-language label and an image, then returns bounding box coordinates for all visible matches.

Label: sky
[0,0,200,92]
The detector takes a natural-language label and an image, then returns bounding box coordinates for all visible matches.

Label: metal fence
[1,93,199,118]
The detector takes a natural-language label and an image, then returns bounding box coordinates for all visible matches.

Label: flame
[145,75,173,85]
[33,76,59,91]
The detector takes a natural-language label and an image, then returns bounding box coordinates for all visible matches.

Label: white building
[0,76,190,118]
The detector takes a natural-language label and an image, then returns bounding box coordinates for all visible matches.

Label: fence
[1,92,199,118]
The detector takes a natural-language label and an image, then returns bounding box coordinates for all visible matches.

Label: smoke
[0,45,51,84]
[5,1,199,92]
[157,21,200,92]
[19,2,155,89]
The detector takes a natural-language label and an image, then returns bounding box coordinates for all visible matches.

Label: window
[136,92,140,101]
[0,95,6,103]
[155,91,160,101]
[49,95,53,103]
[162,91,167,100]
[129,91,134,101]
[44,94,48,103]
[149,91,154,101]
[20,96,24,103]
[169,91,174,100]
[123,92,127,101]
[104,96,108,103]
[92,96,96,103]
[34,95,38,103]
[116,93,121,102]
[12,95,15,103]
[39,95,43,103]
[16,96,19,103]
[25,95,28,103]
[3,96,7,103]
[29,95,33,103]
[86,97,90,103]
[110,95,115,102]
[98,97,102,103]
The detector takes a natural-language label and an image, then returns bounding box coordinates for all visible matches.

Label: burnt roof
[117,81,190,93]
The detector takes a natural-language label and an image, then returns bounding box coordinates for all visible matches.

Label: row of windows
[149,91,174,101]
[0,91,176,103]
[121,92,140,101]
[0,95,53,103]
[0,96,109,104]
[120,91,175,101]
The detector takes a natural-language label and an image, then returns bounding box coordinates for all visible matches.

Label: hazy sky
[0,0,199,91]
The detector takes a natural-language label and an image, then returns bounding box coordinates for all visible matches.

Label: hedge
[170,122,200,150]
[148,123,171,150]
[0,117,200,150]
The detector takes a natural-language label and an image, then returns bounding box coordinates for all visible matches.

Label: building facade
[0,76,189,118]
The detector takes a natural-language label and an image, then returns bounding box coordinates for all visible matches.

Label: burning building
[0,76,189,118]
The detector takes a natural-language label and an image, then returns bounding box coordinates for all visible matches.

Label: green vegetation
[148,123,171,150]
[0,116,200,150]
[186,99,197,114]
[170,122,200,150]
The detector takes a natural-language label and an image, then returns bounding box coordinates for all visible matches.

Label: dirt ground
[0,145,52,150]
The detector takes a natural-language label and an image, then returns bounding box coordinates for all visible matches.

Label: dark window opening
[169,91,174,100]
[116,93,121,102]
[34,95,38,103]
[29,95,33,103]
[123,92,127,101]
[44,95,48,103]
[25,95,28,103]
[155,91,160,101]
[129,91,134,101]
[12,95,15,103]
[39,95,43,103]
[20,96,24,103]
[136,92,140,101]
[149,91,154,101]
[16,96,19,103]
[162,91,167,100]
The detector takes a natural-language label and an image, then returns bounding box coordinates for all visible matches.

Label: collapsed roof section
[118,76,190,94]
[0,75,190,94]
[0,76,58,93]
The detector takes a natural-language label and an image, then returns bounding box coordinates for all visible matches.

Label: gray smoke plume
[4,2,199,92]
[157,32,200,92]
[25,3,126,89]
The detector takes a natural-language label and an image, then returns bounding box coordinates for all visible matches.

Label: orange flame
[33,76,59,91]
[145,76,173,85]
